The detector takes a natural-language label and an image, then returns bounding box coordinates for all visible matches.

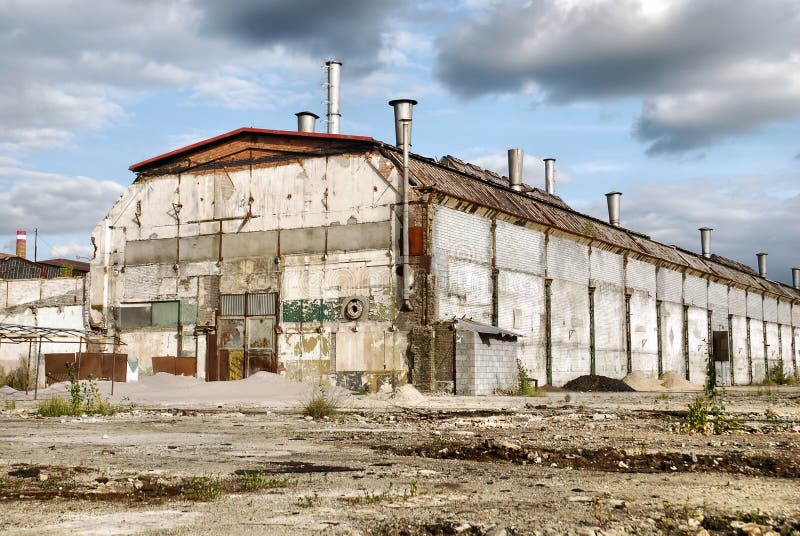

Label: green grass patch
[302,390,339,419]
[180,476,226,501]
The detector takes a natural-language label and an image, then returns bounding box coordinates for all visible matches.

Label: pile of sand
[622,371,666,392]
[390,384,426,406]
[659,372,702,392]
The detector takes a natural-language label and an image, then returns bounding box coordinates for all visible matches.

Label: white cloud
[581,174,800,285]
[464,149,574,186]
[0,164,124,235]
[50,241,94,260]
[435,0,800,154]
[0,0,406,152]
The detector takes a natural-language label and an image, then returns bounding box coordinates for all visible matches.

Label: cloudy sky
[1,0,798,284]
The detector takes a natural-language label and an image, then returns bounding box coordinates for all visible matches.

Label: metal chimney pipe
[544,158,556,194]
[605,192,622,227]
[16,230,26,258]
[508,148,523,191]
[699,227,713,259]
[325,60,342,134]
[792,267,800,290]
[388,99,417,147]
[756,252,768,278]
[295,111,319,133]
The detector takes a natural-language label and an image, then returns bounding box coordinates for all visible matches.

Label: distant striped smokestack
[16,230,26,258]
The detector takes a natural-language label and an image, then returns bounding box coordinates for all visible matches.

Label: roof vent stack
[605,192,622,227]
[793,267,800,290]
[544,158,556,195]
[295,111,319,133]
[756,252,768,278]
[16,230,26,259]
[388,99,417,148]
[325,60,342,134]
[508,148,523,191]
[699,227,713,259]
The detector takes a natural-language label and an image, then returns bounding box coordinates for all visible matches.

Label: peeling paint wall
[730,315,750,384]
[627,259,658,376]
[90,151,406,386]
[548,236,590,385]
[590,248,625,378]
[495,220,546,383]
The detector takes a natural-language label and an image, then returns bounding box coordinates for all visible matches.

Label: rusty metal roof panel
[625,236,685,265]
[438,155,572,209]
[402,153,798,300]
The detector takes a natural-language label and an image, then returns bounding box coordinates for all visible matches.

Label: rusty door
[246,316,277,374]
[218,317,245,380]
[205,330,218,381]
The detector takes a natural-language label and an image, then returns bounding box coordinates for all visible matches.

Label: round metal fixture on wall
[343,297,366,321]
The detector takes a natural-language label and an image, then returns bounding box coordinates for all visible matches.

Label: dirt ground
[2,384,800,535]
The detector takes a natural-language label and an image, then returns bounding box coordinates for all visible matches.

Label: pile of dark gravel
[563,375,635,392]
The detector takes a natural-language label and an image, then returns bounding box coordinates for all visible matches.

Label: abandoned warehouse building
[71,99,800,395]
[3,88,800,394]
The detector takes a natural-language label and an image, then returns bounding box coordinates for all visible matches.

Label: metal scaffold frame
[0,323,123,399]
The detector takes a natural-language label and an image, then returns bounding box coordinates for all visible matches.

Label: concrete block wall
[455,330,517,396]
[430,204,800,387]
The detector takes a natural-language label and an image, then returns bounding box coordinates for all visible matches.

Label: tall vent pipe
[699,227,713,259]
[605,192,621,227]
[295,111,319,133]
[792,267,800,290]
[388,99,417,310]
[756,252,768,278]
[16,230,26,258]
[508,149,523,191]
[388,99,417,147]
[544,158,556,194]
[325,60,342,134]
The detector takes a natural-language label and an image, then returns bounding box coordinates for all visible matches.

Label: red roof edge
[129,127,376,172]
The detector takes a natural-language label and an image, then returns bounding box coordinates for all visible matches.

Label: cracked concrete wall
[88,151,406,385]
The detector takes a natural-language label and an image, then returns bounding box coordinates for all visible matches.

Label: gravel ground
[1,387,800,535]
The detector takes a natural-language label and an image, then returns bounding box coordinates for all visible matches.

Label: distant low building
[0,254,88,280]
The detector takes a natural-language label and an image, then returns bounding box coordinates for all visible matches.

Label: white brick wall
[495,221,545,275]
[730,315,750,385]
[684,275,708,308]
[657,268,682,303]
[455,330,518,395]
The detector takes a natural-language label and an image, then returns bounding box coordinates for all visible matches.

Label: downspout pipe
[400,118,413,311]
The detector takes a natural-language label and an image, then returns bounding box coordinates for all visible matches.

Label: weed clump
[181,476,226,501]
[302,389,339,419]
[684,355,739,434]
[0,358,34,391]
[763,363,798,386]
[497,360,546,397]
[36,363,124,417]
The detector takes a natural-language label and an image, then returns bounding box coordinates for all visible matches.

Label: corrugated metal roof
[454,318,522,338]
[401,152,800,301]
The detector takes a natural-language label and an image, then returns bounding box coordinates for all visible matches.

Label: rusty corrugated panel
[627,236,685,265]
[220,294,245,316]
[247,292,277,316]
[404,154,800,301]
[437,155,573,209]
